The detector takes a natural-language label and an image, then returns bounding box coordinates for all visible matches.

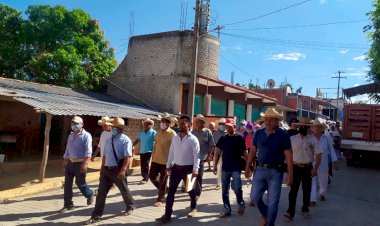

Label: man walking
[84,117,135,224]
[91,116,112,161]
[283,118,322,221]
[245,108,293,226]
[60,116,94,213]
[133,118,156,183]
[149,113,177,207]
[213,118,227,189]
[214,118,247,217]
[192,114,215,199]
[155,115,200,224]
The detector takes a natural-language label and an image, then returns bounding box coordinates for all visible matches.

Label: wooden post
[39,113,52,183]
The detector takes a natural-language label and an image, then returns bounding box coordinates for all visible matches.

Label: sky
[2,0,373,101]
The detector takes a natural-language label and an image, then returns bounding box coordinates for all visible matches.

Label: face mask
[246,129,253,133]
[160,122,168,130]
[219,125,226,131]
[299,126,308,136]
[71,124,81,132]
[240,125,246,130]
[111,127,119,136]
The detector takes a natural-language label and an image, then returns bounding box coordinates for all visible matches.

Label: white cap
[71,116,83,124]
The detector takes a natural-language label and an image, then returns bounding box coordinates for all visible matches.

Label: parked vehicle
[341,104,380,166]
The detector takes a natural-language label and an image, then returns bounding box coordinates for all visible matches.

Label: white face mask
[160,122,168,130]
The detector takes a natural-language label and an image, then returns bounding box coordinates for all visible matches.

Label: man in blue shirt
[85,117,135,225]
[133,118,156,183]
[60,116,94,213]
[245,108,293,226]
[214,118,247,218]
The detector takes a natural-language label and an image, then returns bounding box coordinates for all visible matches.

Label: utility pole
[332,70,346,121]
[214,25,225,38]
[187,0,201,120]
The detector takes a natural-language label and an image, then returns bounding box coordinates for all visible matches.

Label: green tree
[0,4,116,90]
[365,0,380,102]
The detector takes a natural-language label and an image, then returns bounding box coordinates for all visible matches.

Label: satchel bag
[111,137,125,172]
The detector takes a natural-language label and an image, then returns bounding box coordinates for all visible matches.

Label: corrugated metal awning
[1,87,164,120]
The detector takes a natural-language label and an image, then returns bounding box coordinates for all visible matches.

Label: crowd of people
[60,108,342,226]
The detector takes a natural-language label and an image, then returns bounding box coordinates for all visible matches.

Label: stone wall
[107,30,220,114]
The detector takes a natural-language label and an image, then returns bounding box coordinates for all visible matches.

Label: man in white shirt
[92,117,112,162]
[284,118,322,221]
[310,118,338,205]
[156,115,200,224]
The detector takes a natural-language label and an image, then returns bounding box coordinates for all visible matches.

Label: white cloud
[269,53,306,61]
[319,0,326,4]
[351,95,370,104]
[353,55,366,61]
[235,45,242,51]
[247,51,252,54]
[339,49,349,54]
[347,68,355,71]
[354,84,360,87]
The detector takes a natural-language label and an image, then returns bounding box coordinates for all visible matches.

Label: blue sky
[3,0,373,100]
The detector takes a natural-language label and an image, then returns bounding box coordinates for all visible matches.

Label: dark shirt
[216,134,246,172]
[287,129,299,137]
[253,128,291,165]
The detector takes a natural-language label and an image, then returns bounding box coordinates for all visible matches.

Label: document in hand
[185,174,197,192]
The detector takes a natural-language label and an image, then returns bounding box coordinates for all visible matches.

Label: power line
[225,0,313,26]
[223,19,368,31]
[220,54,255,80]
[217,32,368,51]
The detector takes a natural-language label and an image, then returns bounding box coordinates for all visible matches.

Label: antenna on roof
[129,11,135,38]
[179,2,189,30]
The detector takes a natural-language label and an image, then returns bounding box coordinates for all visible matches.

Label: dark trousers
[194,160,205,197]
[165,165,197,217]
[149,162,168,202]
[140,153,152,181]
[287,165,312,217]
[91,167,135,219]
[64,161,93,207]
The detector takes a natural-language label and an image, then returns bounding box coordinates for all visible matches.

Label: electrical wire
[225,0,313,26]
[223,19,369,31]
[220,54,256,80]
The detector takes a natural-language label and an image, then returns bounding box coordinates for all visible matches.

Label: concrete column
[203,94,212,116]
[228,100,234,117]
[246,104,252,121]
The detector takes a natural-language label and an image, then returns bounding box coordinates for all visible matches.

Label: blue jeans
[221,171,245,214]
[250,167,283,226]
[64,161,93,207]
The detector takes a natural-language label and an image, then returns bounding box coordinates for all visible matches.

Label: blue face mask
[71,124,81,132]
[111,127,119,136]
[219,125,226,131]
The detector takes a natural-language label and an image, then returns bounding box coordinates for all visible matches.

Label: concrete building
[107,30,277,123]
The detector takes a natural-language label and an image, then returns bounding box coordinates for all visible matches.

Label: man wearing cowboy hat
[245,108,293,226]
[133,118,157,183]
[213,118,227,189]
[85,117,135,225]
[214,118,247,217]
[149,113,177,207]
[310,118,338,206]
[237,119,248,136]
[287,118,300,137]
[283,118,323,221]
[91,117,113,162]
[192,114,216,199]
[60,116,94,213]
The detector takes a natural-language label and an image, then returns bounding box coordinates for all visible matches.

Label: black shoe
[83,217,101,225]
[156,214,172,223]
[124,208,134,216]
[59,206,75,213]
[87,195,94,206]
[237,205,245,216]
[219,212,231,218]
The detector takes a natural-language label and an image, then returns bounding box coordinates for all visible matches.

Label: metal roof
[0,78,165,120]
[343,83,380,98]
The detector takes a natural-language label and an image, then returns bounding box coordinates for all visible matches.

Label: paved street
[1,160,380,226]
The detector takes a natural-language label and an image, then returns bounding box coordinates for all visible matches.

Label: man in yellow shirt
[149,113,177,207]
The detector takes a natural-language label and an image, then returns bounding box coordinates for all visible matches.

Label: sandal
[283,212,293,222]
